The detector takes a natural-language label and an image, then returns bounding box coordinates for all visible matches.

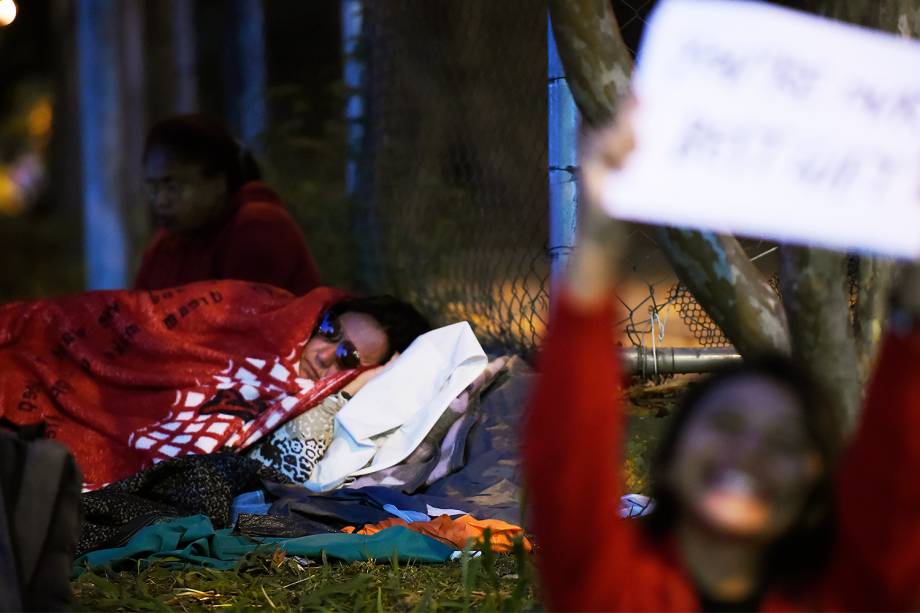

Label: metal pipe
[547,15,580,298]
[621,347,742,376]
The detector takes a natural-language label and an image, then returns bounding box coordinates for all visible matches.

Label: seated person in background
[134,114,321,295]
[524,108,920,611]
[250,296,432,483]
[0,281,429,489]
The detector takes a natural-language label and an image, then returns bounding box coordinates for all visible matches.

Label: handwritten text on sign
[602,0,920,257]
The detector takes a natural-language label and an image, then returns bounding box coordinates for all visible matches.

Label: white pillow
[304,321,487,491]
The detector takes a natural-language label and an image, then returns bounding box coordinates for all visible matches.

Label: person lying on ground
[0,281,430,489]
[134,114,321,295]
[248,296,434,483]
[524,105,920,611]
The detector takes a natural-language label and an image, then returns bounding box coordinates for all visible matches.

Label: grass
[72,539,540,612]
[71,380,685,611]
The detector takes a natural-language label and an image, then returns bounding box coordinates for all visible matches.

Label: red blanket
[0,281,356,490]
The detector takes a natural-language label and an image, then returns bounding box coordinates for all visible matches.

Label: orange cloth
[341,514,531,553]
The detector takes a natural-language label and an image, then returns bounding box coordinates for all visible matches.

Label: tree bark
[780,248,862,428]
[659,229,790,356]
[854,256,894,378]
[779,0,916,430]
[547,0,632,127]
[548,0,792,357]
[145,0,198,121]
[550,0,917,431]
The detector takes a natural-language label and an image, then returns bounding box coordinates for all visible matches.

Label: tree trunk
[547,0,632,128]
[76,0,145,289]
[779,0,916,430]
[548,0,792,357]
[119,0,148,281]
[658,229,790,356]
[549,0,915,431]
[145,0,198,121]
[854,256,894,378]
[780,248,862,427]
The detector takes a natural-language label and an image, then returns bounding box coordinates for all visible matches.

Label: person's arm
[220,205,320,293]
[828,268,920,610]
[524,112,641,611]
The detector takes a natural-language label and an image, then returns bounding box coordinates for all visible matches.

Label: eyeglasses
[316,312,362,370]
[144,179,184,203]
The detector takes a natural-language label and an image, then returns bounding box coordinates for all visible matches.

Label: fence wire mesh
[356,0,758,358]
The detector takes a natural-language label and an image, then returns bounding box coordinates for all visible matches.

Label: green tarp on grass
[74,515,456,576]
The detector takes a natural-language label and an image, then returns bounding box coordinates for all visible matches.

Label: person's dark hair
[328,295,432,362]
[143,114,261,193]
[643,353,842,594]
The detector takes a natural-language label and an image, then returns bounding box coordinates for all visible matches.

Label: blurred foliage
[73,537,539,612]
[0,78,81,301]
[0,206,83,302]
[259,84,359,292]
[0,81,52,156]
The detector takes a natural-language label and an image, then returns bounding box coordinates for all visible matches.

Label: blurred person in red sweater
[524,104,920,611]
[134,115,320,295]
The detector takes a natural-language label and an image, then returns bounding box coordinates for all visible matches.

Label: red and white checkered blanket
[0,281,356,490]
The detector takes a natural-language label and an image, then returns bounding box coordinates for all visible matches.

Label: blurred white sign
[603,0,920,257]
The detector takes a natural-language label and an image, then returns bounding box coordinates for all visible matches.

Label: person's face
[143,146,227,233]
[667,375,823,541]
[298,312,388,381]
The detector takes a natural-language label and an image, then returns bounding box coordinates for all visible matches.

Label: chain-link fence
[356,0,765,358]
[357,0,549,357]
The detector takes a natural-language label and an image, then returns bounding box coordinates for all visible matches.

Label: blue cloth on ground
[382,504,430,523]
[262,482,473,530]
[230,490,271,526]
[73,515,456,576]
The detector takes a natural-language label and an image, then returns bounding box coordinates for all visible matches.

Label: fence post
[547,15,580,300]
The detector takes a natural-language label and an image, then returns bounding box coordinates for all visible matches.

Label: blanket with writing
[0,281,355,490]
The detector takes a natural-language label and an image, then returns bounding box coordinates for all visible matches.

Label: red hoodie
[525,292,920,611]
[134,182,321,295]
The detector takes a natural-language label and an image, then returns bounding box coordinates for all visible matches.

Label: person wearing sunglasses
[249,294,432,483]
[298,295,431,387]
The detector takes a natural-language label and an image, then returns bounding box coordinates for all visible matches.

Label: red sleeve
[219,205,320,294]
[828,331,920,610]
[524,291,641,611]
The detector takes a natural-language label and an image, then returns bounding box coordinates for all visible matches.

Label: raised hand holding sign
[602,0,920,258]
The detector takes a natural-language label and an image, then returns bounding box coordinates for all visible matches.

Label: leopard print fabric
[247,392,348,484]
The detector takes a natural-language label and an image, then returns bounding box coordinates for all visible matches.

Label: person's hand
[342,352,400,397]
[566,100,636,308]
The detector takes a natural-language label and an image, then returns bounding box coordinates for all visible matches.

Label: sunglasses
[315,312,363,370]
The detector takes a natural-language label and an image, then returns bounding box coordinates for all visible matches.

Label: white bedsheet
[304,321,487,491]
